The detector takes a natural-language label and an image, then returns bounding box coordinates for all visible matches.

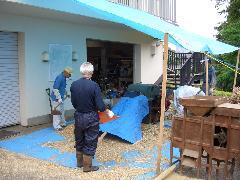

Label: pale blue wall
[0,12,163,125]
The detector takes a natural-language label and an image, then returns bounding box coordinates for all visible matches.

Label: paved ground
[1,122,52,137]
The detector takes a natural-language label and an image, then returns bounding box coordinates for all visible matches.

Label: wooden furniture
[170,96,240,179]
[179,96,226,116]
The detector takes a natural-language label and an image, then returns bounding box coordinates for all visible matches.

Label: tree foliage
[213,0,240,91]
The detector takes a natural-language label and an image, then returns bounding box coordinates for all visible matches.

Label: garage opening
[87,39,134,94]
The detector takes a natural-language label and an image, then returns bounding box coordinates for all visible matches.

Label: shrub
[213,90,232,97]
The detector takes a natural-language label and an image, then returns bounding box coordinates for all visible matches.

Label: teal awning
[8,0,238,54]
[75,0,238,54]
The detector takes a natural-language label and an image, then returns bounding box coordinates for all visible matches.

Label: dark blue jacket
[203,66,216,85]
[51,73,66,101]
[70,78,106,113]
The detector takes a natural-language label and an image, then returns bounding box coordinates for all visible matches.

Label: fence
[108,0,176,24]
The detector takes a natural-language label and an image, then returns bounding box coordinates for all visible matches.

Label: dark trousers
[74,111,99,156]
[202,82,213,96]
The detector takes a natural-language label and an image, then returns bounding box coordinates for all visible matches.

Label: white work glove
[53,89,61,100]
[106,110,114,118]
[65,91,71,98]
[66,94,71,98]
[58,98,63,104]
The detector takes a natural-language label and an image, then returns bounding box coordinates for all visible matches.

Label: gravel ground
[44,123,171,163]
[0,147,197,180]
[0,123,171,180]
[1,128,239,180]
[166,173,197,180]
[1,100,239,179]
[0,148,150,180]
[174,158,240,180]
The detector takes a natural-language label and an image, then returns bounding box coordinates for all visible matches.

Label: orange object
[98,111,119,124]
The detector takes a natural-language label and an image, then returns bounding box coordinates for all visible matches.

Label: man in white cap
[51,67,73,130]
[70,62,114,172]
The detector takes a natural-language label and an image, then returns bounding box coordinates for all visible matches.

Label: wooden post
[156,33,169,175]
[233,49,240,90]
[98,132,107,143]
[205,54,209,96]
[155,164,177,180]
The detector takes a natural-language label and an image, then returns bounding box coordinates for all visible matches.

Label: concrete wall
[140,42,163,84]
[0,12,163,126]
[134,42,164,84]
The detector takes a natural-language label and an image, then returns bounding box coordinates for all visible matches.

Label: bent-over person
[51,67,72,131]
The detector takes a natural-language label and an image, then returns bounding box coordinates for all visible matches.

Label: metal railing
[168,50,192,72]
[108,0,176,24]
[178,52,205,86]
[167,50,206,87]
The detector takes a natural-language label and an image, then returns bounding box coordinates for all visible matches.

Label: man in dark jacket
[70,62,113,172]
[202,59,216,95]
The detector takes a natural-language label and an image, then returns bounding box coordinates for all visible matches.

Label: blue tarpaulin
[0,126,179,178]
[6,0,238,54]
[100,95,149,144]
[75,0,238,54]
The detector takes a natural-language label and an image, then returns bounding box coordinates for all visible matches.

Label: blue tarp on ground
[100,95,149,144]
[7,0,238,54]
[0,126,180,179]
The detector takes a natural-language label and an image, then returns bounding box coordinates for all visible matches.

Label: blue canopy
[74,0,239,54]
[10,0,238,54]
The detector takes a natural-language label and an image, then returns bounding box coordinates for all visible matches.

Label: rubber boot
[76,151,83,168]
[83,154,99,172]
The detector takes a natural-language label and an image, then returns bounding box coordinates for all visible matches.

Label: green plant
[213,90,232,97]
[213,0,240,91]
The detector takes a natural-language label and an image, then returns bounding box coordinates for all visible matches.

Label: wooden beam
[156,33,169,175]
[205,54,209,96]
[233,49,240,90]
[155,164,177,180]
[98,132,107,143]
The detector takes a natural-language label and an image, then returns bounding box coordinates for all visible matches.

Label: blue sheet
[0,128,179,179]
[100,95,149,144]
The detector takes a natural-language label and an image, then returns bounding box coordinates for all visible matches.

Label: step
[192,84,202,88]
[167,75,180,79]
[166,78,180,82]
[183,149,199,159]
[167,81,180,84]
[167,73,180,76]
[167,77,180,80]
[167,74,180,77]
[167,81,181,85]
[167,78,180,82]
[182,156,197,168]
[159,85,177,89]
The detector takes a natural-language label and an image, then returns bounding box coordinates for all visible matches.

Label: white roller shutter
[0,32,20,127]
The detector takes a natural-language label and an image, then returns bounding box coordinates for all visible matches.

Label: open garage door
[87,39,134,93]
